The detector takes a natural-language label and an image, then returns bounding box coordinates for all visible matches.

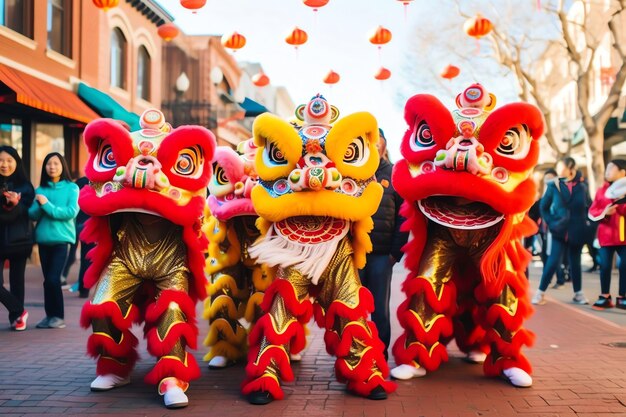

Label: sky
[158,0,547,160]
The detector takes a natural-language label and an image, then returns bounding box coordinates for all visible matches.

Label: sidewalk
[0,262,625,416]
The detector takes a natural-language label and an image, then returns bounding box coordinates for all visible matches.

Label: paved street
[1,257,625,417]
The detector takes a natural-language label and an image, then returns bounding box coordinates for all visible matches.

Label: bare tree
[553,0,626,190]
[403,0,626,192]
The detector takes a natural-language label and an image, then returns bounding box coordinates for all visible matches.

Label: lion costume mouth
[417,196,504,230]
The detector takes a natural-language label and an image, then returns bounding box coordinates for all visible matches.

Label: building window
[137,46,151,101]
[47,0,71,57]
[111,28,127,89]
[0,0,34,38]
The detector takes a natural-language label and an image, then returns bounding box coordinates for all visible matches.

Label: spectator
[29,152,79,329]
[0,145,34,330]
[533,157,591,305]
[358,128,408,359]
[588,159,626,310]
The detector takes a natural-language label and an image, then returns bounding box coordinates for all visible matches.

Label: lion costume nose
[114,155,170,190]
[434,136,492,176]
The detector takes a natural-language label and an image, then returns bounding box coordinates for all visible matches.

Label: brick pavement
[0,263,625,417]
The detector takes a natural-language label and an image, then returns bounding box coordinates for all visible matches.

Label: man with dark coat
[359,128,408,359]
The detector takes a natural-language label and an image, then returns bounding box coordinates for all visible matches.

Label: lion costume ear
[295,104,306,122]
[484,93,497,111]
[329,105,340,123]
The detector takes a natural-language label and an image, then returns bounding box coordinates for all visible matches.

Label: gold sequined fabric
[91,214,190,360]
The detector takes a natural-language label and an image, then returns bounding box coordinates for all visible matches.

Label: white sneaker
[208,355,230,368]
[390,364,427,380]
[502,367,532,387]
[466,350,487,363]
[163,386,188,409]
[531,291,546,305]
[573,291,589,305]
[90,374,130,391]
[290,352,302,362]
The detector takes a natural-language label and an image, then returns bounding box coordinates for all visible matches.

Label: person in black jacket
[533,157,591,306]
[0,145,35,330]
[358,129,408,359]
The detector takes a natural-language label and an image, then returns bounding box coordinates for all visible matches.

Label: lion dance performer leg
[241,95,395,404]
[78,110,216,408]
[389,84,544,387]
[203,142,274,368]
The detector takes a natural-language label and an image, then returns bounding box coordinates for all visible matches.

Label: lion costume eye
[173,146,203,178]
[264,141,288,166]
[94,140,116,172]
[496,124,529,158]
[343,137,370,166]
[213,163,228,185]
[410,120,435,152]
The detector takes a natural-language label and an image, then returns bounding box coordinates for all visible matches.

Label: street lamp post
[173,72,190,127]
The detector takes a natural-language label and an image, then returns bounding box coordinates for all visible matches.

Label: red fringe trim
[144,352,201,385]
[336,353,397,397]
[248,314,306,354]
[144,290,196,325]
[96,355,137,378]
[322,287,374,330]
[260,279,313,323]
[397,302,454,346]
[81,217,113,290]
[241,375,284,400]
[484,328,535,358]
[244,345,294,382]
[483,353,532,377]
[183,223,209,302]
[392,334,449,372]
[146,321,199,356]
[86,331,138,359]
[401,276,457,313]
[80,301,139,330]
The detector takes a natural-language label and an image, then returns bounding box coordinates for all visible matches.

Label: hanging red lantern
[396,0,414,4]
[157,23,179,42]
[303,0,329,12]
[369,26,392,47]
[180,0,206,13]
[323,70,340,85]
[252,72,270,87]
[221,31,247,51]
[374,67,391,81]
[285,27,308,48]
[463,14,493,39]
[92,0,119,11]
[440,64,460,80]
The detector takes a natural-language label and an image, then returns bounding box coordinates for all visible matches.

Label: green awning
[240,97,268,117]
[77,82,140,130]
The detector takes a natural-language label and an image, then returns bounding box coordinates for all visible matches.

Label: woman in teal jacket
[29,152,79,329]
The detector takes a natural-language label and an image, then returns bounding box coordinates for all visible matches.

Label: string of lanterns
[94,0,499,89]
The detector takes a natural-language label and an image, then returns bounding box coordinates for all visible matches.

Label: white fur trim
[248,222,349,285]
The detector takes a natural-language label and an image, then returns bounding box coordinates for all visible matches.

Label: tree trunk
[583,129,605,196]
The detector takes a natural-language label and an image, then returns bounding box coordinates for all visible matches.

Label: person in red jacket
[588,159,626,310]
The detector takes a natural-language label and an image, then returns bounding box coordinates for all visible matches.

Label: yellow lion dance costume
[241,94,396,404]
[202,140,274,368]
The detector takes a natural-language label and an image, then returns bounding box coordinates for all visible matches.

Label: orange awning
[0,63,100,124]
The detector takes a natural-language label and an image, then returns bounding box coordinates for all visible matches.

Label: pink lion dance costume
[79,109,216,408]
[203,141,275,368]
[242,95,396,404]
[390,84,544,387]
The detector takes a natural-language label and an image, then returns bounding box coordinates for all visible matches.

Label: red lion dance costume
[79,109,216,408]
[203,141,275,368]
[242,95,396,404]
[390,84,544,387]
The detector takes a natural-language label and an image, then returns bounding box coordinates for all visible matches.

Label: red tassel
[144,352,201,385]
